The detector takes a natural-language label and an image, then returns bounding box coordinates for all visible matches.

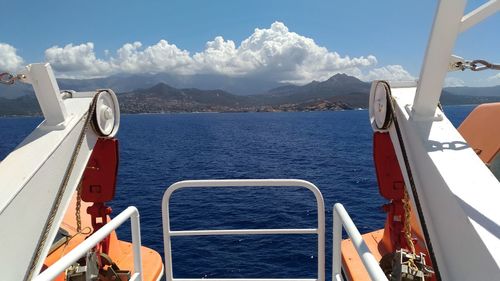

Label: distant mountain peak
[329,73,349,79]
[149,82,176,92]
[325,73,363,84]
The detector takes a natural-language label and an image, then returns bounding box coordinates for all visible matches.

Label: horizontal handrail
[332,203,387,281]
[162,179,325,281]
[172,279,317,281]
[34,206,143,281]
[170,228,318,236]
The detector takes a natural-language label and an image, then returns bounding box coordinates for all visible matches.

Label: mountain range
[0,73,499,116]
[0,72,284,99]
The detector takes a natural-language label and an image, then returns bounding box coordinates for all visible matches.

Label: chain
[402,189,420,272]
[76,182,83,233]
[0,72,25,85]
[455,59,500,72]
[403,190,416,254]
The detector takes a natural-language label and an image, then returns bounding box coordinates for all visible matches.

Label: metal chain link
[402,189,420,272]
[455,59,500,71]
[76,182,83,233]
[0,72,25,85]
[403,190,416,254]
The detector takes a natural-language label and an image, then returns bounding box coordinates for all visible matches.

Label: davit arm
[0,63,120,280]
[369,1,500,280]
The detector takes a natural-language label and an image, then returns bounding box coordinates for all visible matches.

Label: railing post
[332,203,343,281]
[131,210,144,281]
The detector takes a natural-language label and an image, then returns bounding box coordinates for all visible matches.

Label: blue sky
[1,0,498,86]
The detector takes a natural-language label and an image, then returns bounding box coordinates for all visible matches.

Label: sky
[0,0,499,86]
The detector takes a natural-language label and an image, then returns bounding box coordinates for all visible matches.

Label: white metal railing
[332,203,387,281]
[162,179,326,281]
[34,206,143,281]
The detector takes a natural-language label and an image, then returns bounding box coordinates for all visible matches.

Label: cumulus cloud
[193,22,377,83]
[0,43,24,72]
[45,43,111,77]
[41,21,414,83]
[44,22,385,81]
[112,40,194,74]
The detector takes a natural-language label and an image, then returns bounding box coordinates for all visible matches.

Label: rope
[25,92,101,281]
[59,227,92,259]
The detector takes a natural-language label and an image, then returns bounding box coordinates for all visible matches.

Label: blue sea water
[0,106,474,279]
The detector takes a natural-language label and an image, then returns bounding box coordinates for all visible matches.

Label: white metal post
[332,205,342,281]
[21,63,68,126]
[412,0,466,118]
[131,210,144,280]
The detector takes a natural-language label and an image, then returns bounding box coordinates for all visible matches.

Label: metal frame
[33,207,144,281]
[460,0,500,32]
[332,203,387,281]
[162,179,326,281]
[412,0,466,118]
[413,0,499,118]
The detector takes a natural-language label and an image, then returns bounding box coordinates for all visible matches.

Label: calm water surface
[0,106,474,279]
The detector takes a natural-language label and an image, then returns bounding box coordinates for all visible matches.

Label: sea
[0,106,474,279]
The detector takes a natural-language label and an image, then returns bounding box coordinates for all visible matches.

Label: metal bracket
[406,105,443,122]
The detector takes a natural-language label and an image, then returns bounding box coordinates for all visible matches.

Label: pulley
[91,90,120,137]
[369,80,394,131]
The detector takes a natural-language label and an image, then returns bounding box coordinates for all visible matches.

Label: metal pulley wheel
[369,80,394,131]
[91,90,120,137]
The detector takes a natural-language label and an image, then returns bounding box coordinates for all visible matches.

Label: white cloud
[38,21,418,84]
[361,65,415,82]
[444,76,465,87]
[112,40,194,75]
[0,43,24,72]
[193,22,377,83]
[45,43,111,77]
[43,22,385,81]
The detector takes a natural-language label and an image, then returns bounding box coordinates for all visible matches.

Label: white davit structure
[367,0,500,280]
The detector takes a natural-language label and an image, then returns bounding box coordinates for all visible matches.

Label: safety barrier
[162,179,326,281]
